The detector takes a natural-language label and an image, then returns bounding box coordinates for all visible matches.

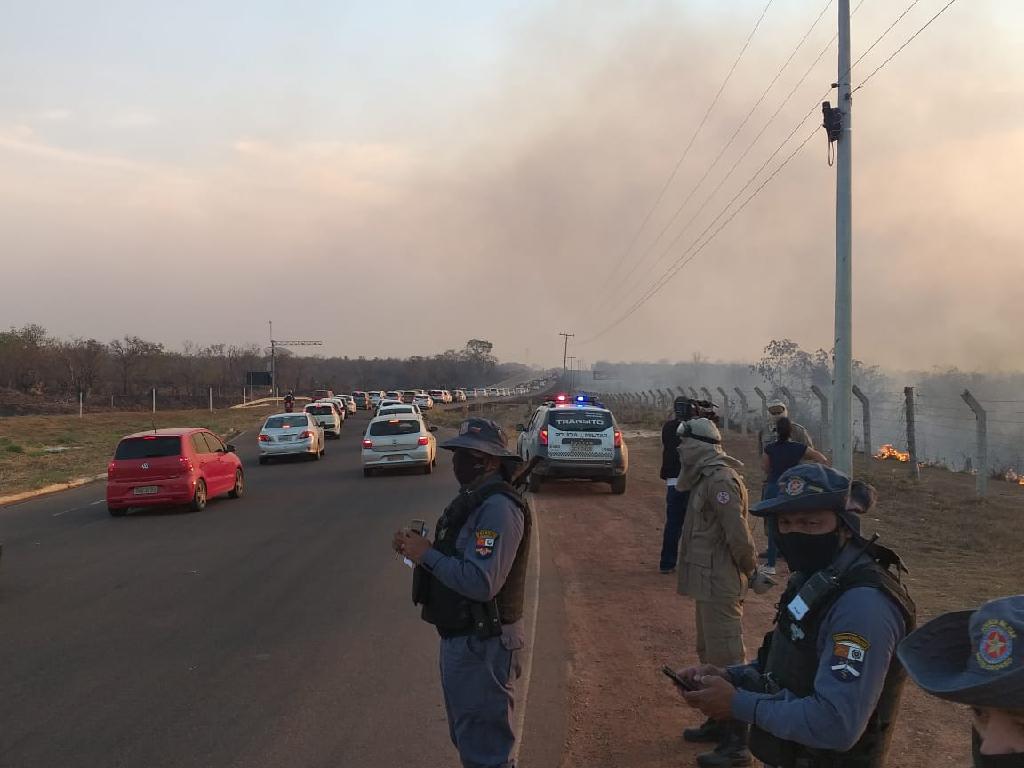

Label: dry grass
[0,406,277,497]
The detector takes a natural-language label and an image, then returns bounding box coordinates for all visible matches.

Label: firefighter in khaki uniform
[676,417,758,767]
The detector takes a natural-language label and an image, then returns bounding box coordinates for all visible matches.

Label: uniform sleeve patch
[830,632,869,682]
[475,529,498,558]
[716,490,731,505]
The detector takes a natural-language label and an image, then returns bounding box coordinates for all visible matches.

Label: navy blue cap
[898,595,1024,707]
[440,418,521,461]
[750,463,850,517]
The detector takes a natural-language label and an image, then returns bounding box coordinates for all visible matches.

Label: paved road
[0,412,565,767]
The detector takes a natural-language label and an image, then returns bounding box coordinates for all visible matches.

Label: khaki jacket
[677,465,758,601]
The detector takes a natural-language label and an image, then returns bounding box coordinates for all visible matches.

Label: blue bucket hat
[440,418,522,461]
[897,595,1024,707]
[750,464,851,518]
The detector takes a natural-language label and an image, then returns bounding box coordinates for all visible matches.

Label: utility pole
[831,0,854,475]
[559,332,574,380]
[269,320,324,397]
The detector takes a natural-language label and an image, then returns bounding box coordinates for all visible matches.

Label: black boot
[696,720,751,767]
[683,718,724,743]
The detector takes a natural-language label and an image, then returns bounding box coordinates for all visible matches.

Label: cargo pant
[440,633,523,768]
[694,599,746,667]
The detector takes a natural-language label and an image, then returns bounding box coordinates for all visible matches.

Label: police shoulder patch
[475,529,498,558]
[830,632,870,683]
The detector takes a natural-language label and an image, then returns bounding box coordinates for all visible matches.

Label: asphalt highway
[0,412,565,768]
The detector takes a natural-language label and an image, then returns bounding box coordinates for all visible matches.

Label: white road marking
[512,492,542,762]
[52,499,105,517]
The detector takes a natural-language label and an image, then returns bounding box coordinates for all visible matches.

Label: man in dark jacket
[659,397,691,573]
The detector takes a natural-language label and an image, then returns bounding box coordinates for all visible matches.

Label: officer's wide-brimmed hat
[750,463,850,517]
[440,417,522,460]
[897,595,1024,707]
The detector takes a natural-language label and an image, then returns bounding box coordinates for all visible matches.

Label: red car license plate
[133,486,159,495]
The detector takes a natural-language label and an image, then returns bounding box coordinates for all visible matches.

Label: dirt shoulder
[532,423,1024,768]
[0,406,276,499]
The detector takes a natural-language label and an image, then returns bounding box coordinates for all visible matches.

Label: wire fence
[598,384,1024,498]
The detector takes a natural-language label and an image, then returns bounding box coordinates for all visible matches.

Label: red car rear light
[362,439,373,449]
[107,460,116,476]
[614,430,622,448]
[539,428,548,446]
[417,436,429,446]
[178,456,194,473]
[299,430,314,439]
[258,433,271,442]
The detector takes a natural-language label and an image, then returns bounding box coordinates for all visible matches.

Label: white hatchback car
[258,412,326,463]
[413,393,434,410]
[305,402,344,439]
[377,403,422,419]
[361,415,438,476]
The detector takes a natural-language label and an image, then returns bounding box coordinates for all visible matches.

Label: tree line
[0,326,527,406]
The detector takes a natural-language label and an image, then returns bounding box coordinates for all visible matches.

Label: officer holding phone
[677,464,916,768]
[392,418,530,768]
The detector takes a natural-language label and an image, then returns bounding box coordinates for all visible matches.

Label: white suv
[516,397,628,494]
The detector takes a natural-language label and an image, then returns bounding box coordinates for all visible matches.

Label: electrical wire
[852,0,961,93]
[598,0,834,316]
[596,0,775,297]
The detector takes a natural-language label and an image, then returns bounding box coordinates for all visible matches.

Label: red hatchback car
[106,428,244,517]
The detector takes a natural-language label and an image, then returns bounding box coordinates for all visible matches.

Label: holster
[470,600,502,639]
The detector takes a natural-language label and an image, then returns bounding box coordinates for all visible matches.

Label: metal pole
[904,387,920,480]
[700,387,713,404]
[716,387,730,432]
[852,385,871,457]
[831,0,854,475]
[811,385,830,453]
[209,386,213,412]
[79,391,83,418]
[559,332,574,381]
[961,389,988,497]
[152,387,156,414]
[753,386,768,426]
[688,387,699,400]
[733,388,749,435]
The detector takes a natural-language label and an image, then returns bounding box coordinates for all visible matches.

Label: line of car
[104,381,552,516]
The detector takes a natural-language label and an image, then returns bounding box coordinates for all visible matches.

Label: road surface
[0,412,565,767]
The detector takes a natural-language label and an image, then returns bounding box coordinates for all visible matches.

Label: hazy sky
[2,0,1022,371]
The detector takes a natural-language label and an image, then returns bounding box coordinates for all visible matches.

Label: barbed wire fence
[597,384,1024,498]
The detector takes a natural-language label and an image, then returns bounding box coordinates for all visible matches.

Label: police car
[516,394,628,494]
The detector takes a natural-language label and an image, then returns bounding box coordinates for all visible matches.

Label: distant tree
[109,335,164,395]
[56,338,107,396]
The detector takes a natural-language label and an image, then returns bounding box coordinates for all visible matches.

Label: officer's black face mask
[973,728,1024,767]
[452,450,489,487]
[774,527,843,575]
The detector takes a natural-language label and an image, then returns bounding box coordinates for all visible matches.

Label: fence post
[209,386,214,412]
[753,386,768,427]
[79,391,84,418]
[733,388,749,435]
[688,387,699,399]
[904,387,920,480]
[851,385,870,456]
[700,386,713,404]
[961,389,988,498]
[152,388,156,414]
[777,385,796,415]
[716,387,731,432]
[810,385,830,453]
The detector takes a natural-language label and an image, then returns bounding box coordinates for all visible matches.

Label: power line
[579,123,820,343]
[597,0,833,318]
[580,0,960,344]
[596,0,775,297]
[852,0,961,93]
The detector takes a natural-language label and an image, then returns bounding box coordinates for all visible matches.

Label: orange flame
[874,444,910,462]
[1003,469,1024,487]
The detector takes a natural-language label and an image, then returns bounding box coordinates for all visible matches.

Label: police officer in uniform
[758,401,814,454]
[393,418,530,768]
[678,463,916,768]
[898,595,1024,766]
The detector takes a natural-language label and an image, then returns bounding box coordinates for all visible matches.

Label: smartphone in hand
[662,665,700,692]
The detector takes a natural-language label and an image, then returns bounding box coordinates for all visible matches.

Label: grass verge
[0,406,277,499]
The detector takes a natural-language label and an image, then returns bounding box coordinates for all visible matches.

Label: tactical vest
[749,544,916,768]
[413,480,532,637]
